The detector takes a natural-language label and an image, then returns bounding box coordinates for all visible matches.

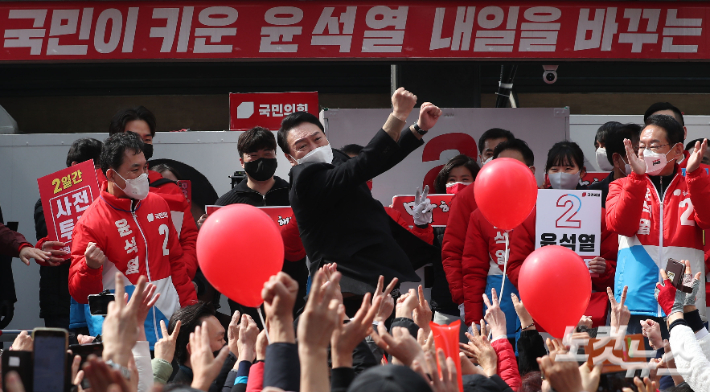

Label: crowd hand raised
[371,324,425,367]
[510,293,534,330]
[18,246,51,266]
[623,377,657,392]
[587,257,607,274]
[155,320,180,363]
[412,349,458,392]
[579,358,602,392]
[11,330,33,351]
[40,240,70,265]
[102,273,145,367]
[640,319,663,350]
[683,260,702,307]
[83,356,136,392]
[577,316,593,331]
[685,138,708,174]
[237,314,259,363]
[412,286,433,336]
[464,326,497,377]
[85,242,107,269]
[297,269,342,354]
[537,354,585,392]
[189,322,230,392]
[77,334,96,345]
[197,214,208,230]
[391,87,417,122]
[227,310,241,356]
[418,329,435,356]
[417,102,442,131]
[655,269,692,317]
[4,372,26,392]
[262,272,299,343]
[607,286,630,334]
[412,186,435,226]
[483,289,507,339]
[373,275,397,323]
[330,293,382,368]
[322,263,343,304]
[256,330,268,362]
[395,289,419,319]
[134,283,159,340]
[624,138,646,176]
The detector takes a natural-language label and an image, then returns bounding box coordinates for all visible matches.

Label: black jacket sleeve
[331,367,355,392]
[292,129,423,205]
[208,353,237,392]
[517,330,547,375]
[391,317,420,338]
[264,343,300,391]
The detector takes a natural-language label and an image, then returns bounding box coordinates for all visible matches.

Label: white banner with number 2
[535,189,602,261]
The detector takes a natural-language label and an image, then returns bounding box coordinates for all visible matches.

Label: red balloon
[197,204,284,307]
[474,158,537,230]
[518,246,591,338]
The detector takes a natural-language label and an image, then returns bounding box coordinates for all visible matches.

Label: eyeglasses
[638,144,669,154]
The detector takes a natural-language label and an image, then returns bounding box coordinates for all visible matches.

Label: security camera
[542,65,558,84]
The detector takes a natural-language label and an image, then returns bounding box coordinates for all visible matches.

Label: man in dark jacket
[277,88,441,301]
[33,138,103,329]
[215,126,307,322]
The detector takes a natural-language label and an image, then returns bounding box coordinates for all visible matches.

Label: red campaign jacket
[69,182,197,311]
[280,216,307,262]
[461,209,534,325]
[384,206,434,245]
[441,184,477,305]
[491,338,521,391]
[606,166,710,318]
[148,170,199,280]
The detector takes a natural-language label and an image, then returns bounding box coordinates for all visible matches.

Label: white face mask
[114,172,150,200]
[596,148,614,171]
[481,157,493,166]
[549,172,580,190]
[292,143,333,165]
[643,147,676,176]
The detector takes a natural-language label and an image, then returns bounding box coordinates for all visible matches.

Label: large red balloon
[196,204,284,307]
[474,158,537,230]
[518,246,591,338]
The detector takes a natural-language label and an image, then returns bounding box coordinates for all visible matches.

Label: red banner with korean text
[37,160,100,250]
[177,180,191,203]
[0,2,708,61]
[229,92,319,131]
[391,194,453,228]
[206,205,294,227]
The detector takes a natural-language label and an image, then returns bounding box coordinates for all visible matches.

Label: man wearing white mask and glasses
[607,114,710,337]
[277,87,442,304]
[69,132,196,346]
[589,123,642,207]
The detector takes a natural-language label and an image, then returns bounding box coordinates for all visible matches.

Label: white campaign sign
[535,189,602,258]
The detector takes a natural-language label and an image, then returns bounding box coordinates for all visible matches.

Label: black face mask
[243,157,277,182]
[143,143,154,160]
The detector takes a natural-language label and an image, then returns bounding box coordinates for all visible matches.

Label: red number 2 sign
[555,194,582,228]
[421,133,478,190]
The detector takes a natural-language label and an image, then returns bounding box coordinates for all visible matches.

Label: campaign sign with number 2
[37,160,100,250]
[535,189,602,264]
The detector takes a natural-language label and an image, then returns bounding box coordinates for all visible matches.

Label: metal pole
[390,64,400,95]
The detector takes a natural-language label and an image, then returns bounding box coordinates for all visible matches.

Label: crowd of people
[1,88,710,392]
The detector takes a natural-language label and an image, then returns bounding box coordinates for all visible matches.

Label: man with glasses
[606,114,710,337]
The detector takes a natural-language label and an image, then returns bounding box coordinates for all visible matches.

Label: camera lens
[545,72,556,82]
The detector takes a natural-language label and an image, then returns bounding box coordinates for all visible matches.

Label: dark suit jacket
[289,128,423,295]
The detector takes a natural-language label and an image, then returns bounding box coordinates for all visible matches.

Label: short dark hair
[109,106,157,137]
[277,112,324,155]
[340,144,364,157]
[169,301,216,365]
[100,132,144,175]
[545,141,585,173]
[433,154,480,193]
[492,138,535,167]
[645,114,685,146]
[519,372,543,392]
[595,121,621,146]
[237,126,277,158]
[478,128,515,154]
[66,138,103,168]
[605,123,642,165]
[644,102,684,126]
[151,163,182,180]
[686,138,705,151]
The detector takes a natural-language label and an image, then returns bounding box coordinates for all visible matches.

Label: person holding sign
[278,87,441,304]
[607,115,710,336]
[68,132,197,346]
